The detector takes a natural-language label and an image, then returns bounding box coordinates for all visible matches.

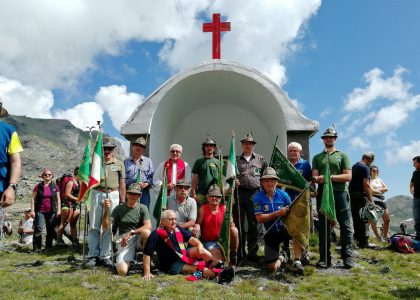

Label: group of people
[1,97,420,282]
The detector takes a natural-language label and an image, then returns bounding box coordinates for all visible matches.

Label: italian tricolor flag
[88,132,104,189]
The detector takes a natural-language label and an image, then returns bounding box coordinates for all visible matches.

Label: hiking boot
[229,251,238,266]
[98,258,113,268]
[292,259,304,275]
[83,257,98,268]
[358,242,376,249]
[316,260,334,269]
[218,267,235,284]
[247,252,261,263]
[72,239,81,248]
[300,250,310,265]
[343,257,356,269]
[55,240,67,247]
[32,248,42,254]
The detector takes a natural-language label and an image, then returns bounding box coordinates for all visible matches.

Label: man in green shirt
[312,127,354,269]
[191,137,220,207]
[108,183,151,276]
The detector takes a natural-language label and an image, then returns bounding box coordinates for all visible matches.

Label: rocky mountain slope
[3,115,126,198]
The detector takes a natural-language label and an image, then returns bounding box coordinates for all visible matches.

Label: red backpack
[59,173,74,200]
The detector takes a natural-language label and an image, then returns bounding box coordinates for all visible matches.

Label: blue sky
[1,0,419,197]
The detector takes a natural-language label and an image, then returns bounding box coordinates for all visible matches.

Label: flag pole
[97,121,114,268]
[269,135,279,167]
[324,154,330,267]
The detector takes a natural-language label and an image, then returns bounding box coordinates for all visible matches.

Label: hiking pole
[82,201,89,264]
[237,209,287,268]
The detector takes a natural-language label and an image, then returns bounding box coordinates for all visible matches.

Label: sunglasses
[43,173,52,177]
[372,170,379,172]
[176,186,190,190]
[104,147,114,152]
[170,150,181,153]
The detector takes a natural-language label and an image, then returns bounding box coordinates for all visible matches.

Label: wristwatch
[130,230,136,235]
[9,183,18,191]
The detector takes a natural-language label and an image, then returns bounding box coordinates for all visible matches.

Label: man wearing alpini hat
[191,136,220,207]
[253,167,304,275]
[85,137,126,268]
[234,132,267,262]
[124,137,154,209]
[312,127,354,269]
[107,183,151,276]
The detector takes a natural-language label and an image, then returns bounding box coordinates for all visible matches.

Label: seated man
[18,208,34,245]
[143,209,216,281]
[254,167,304,275]
[109,183,152,276]
[193,184,239,265]
[167,178,197,230]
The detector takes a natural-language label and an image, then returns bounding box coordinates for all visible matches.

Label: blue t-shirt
[253,189,291,235]
[286,158,312,200]
[143,225,192,272]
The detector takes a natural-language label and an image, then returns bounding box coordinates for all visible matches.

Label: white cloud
[159,0,322,86]
[385,140,420,164]
[0,76,54,118]
[320,107,331,118]
[0,0,210,89]
[349,136,371,150]
[54,102,104,130]
[344,67,411,112]
[95,85,145,131]
[341,67,420,137]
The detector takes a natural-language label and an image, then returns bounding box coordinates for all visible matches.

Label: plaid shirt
[124,156,154,189]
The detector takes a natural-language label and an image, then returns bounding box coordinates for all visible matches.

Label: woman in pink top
[30,168,61,252]
[193,184,238,265]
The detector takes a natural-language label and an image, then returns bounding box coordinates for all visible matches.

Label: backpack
[389,234,419,253]
[59,173,74,200]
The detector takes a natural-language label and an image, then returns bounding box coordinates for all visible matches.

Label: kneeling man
[110,183,151,276]
[254,167,304,274]
[143,209,216,280]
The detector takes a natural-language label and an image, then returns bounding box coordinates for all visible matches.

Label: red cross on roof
[202,13,231,59]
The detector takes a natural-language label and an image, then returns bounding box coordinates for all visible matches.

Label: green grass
[1,242,419,300]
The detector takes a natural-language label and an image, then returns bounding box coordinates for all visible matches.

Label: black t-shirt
[143,225,192,272]
[349,161,370,193]
[411,170,420,198]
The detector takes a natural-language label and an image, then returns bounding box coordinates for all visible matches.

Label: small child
[18,209,34,245]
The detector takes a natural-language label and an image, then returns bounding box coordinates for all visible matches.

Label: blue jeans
[140,189,150,210]
[87,189,119,259]
[316,189,353,260]
[33,211,56,250]
[413,197,420,235]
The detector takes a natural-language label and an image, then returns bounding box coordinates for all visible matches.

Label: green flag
[319,155,336,222]
[153,167,168,224]
[283,187,311,248]
[270,145,309,191]
[77,134,92,203]
[217,134,237,263]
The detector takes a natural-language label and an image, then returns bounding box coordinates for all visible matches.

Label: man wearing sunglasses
[153,144,191,198]
[85,137,125,268]
[167,178,197,231]
[312,127,354,269]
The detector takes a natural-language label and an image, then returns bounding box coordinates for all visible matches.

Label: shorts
[374,200,387,209]
[196,194,208,207]
[263,227,290,265]
[203,241,220,251]
[167,260,186,275]
[116,235,140,265]
[166,248,191,275]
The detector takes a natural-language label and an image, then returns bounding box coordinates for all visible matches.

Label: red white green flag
[88,132,104,189]
[77,134,92,202]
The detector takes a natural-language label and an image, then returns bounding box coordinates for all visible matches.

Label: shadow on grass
[391,287,420,299]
